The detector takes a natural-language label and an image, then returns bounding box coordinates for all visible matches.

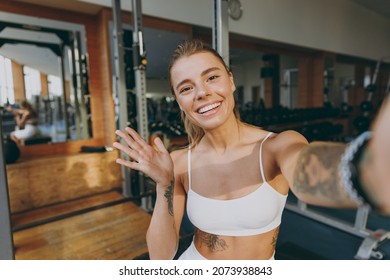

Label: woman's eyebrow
[200,67,221,77]
[175,67,221,91]
[175,79,191,91]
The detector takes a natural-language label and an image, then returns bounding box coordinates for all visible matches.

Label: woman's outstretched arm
[276,97,390,215]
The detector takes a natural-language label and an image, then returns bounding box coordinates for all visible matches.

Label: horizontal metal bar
[285,201,371,239]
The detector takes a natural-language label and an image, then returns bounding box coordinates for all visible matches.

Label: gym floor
[12,191,151,260]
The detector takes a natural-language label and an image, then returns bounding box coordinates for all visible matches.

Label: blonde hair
[168,39,239,147]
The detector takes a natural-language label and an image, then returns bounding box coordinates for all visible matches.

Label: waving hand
[113,127,174,187]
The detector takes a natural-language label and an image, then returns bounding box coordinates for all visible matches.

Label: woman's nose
[195,84,210,99]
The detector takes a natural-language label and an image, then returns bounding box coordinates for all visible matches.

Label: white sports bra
[186,132,287,236]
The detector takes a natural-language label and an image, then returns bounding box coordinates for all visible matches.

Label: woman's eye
[179,86,191,94]
[208,75,218,81]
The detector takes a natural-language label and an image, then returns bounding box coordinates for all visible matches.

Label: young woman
[113,39,390,260]
[6,100,40,145]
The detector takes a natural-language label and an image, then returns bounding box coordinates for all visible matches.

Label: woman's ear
[229,72,236,92]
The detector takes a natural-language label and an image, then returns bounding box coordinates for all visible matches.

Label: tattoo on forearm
[293,143,346,202]
[271,227,279,250]
[164,180,174,216]
[194,228,228,252]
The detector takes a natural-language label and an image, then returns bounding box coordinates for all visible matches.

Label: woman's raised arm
[113,127,186,259]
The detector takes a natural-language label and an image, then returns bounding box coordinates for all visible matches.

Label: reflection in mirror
[333,62,355,108]
[280,55,299,109]
[324,57,335,108]
[0,12,92,144]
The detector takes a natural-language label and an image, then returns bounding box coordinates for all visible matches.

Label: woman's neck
[200,116,244,154]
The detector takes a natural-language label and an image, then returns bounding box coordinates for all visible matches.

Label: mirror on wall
[331,62,355,109]
[0,12,92,144]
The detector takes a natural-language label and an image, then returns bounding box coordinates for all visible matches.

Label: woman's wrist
[358,141,387,213]
[156,177,174,190]
[339,131,380,210]
[155,178,175,217]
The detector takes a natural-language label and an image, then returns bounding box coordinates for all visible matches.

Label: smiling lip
[197,102,222,114]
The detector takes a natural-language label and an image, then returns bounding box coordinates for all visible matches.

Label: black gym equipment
[340,80,354,115]
[277,194,390,260]
[3,138,20,164]
[0,108,20,164]
[240,103,343,142]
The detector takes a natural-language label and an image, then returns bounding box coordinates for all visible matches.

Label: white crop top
[186,132,287,236]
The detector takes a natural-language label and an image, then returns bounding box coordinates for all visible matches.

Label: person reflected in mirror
[113,39,390,260]
[6,100,40,146]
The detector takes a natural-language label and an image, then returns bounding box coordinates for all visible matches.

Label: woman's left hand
[113,127,174,187]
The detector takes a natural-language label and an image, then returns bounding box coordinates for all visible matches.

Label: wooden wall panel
[298,54,325,108]
[40,73,48,97]
[11,61,25,103]
[312,55,325,107]
[7,151,122,212]
[263,79,273,108]
[350,64,366,107]
[96,8,116,144]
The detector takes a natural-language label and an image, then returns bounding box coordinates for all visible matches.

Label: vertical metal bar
[0,114,15,260]
[132,0,151,211]
[132,0,148,142]
[367,59,381,101]
[354,205,369,232]
[112,0,132,197]
[297,200,307,211]
[75,31,89,139]
[69,34,82,139]
[212,0,229,67]
[60,44,71,140]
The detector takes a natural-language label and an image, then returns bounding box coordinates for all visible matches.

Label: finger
[113,141,140,162]
[116,158,153,176]
[153,137,169,154]
[115,129,141,150]
[125,127,148,147]
[116,158,141,171]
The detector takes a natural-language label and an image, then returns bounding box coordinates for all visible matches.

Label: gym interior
[1,0,390,260]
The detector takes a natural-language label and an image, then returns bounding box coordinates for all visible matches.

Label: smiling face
[170,51,236,131]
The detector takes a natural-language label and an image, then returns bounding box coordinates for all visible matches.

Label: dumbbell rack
[285,199,390,259]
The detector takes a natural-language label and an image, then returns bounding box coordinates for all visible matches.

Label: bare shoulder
[270,130,308,149]
[240,123,273,143]
[241,125,307,149]
[268,130,308,167]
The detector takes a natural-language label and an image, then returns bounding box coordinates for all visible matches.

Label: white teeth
[198,102,221,114]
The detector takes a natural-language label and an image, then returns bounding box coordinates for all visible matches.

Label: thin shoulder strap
[259,132,273,182]
[187,147,192,190]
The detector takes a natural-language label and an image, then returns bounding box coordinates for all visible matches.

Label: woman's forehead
[171,52,224,74]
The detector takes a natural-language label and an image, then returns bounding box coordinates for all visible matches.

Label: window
[48,75,63,97]
[23,66,41,101]
[0,55,15,105]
